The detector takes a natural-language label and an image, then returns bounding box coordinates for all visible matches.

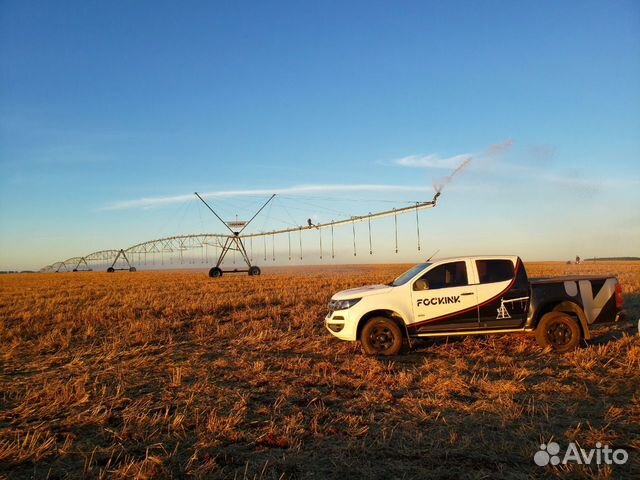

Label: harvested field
[1,262,639,479]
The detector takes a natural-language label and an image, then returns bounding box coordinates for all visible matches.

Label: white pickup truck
[325,255,625,355]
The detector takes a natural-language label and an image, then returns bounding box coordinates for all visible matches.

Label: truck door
[475,258,529,329]
[410,260,479,332]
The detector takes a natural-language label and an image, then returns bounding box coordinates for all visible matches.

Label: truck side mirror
[414,279,429,291]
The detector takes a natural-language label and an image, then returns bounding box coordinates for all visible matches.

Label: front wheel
[535,312,582,353]
[360,317,403,356]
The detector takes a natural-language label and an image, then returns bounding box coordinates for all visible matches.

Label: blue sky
[1,0,639,270]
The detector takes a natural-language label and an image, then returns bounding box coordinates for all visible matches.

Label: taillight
[615,282,623,309]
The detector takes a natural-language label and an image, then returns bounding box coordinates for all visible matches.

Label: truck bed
[529,275,615,284]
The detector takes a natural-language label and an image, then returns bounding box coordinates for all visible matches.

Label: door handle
[461,292,474,296]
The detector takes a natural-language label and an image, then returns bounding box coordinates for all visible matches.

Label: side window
[416,261,468,290]
[476,260,514,284]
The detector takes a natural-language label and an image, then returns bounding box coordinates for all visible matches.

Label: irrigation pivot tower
[194,192,276,277]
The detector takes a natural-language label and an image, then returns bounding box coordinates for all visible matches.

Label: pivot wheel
[209,267,223,278]
[535,312,581,353]
[129,267,137,272]
[248,266,261,276]
[107,267,115,273]
[361,317,403,356]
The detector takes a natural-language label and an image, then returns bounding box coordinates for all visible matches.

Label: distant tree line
[585,257,640,261]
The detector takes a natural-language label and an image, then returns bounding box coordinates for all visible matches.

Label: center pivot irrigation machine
[40,190,442,277]
[193,191,441,278]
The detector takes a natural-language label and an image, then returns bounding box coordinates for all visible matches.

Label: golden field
[1,261,639,479]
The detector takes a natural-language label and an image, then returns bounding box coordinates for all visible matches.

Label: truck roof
[430,255,519,263]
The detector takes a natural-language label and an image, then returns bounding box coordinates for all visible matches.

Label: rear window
[476,259,514,284]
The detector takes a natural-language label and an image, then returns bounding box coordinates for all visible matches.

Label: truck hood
[332,284,393,300]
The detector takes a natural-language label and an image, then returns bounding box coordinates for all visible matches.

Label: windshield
[390,263,431,286]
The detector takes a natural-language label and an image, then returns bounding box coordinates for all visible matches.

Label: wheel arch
[356,309,409,341]
[536,300,591,340]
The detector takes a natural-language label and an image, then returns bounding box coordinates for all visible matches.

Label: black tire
[209,267,223,278]
[535,312,582,353]
[107,267,115,273]
[360,317,404,356]
[129,267,137,272]
[248,266,261,276]
[73,269,78,272]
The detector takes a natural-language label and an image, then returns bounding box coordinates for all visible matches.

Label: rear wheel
[107,267,115,273]
[361,317,403,356]
[535,312,581,353]
[209,267,222,278]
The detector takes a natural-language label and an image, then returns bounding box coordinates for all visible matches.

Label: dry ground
[1,262,639,479]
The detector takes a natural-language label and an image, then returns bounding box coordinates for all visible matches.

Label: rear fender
[552,301,591,340]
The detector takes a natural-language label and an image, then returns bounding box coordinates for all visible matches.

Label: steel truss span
[40,192,440,276]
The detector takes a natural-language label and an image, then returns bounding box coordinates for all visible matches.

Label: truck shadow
[589,323,638,347]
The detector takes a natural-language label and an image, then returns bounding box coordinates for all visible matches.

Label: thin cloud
[495,160,640,190]
[392,139,513,170]
[393,153,473,169]
[103,140,518,211]
[395,139,513,194]
[101,184,431,211]
[539,173,640,190]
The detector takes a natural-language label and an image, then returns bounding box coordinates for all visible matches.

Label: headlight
[328,298,362,310]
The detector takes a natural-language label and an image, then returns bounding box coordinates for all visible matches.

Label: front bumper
[324,310,358,341]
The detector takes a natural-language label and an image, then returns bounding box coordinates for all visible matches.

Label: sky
[1,0,639,271]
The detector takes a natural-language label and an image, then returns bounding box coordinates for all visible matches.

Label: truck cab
[325,256,624,355]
